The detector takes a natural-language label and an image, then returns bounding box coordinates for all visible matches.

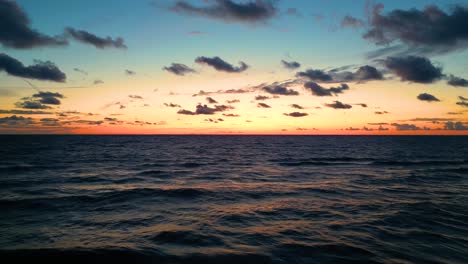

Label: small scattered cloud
[163,63,196,76]
[94,79,104,85]
[444,121,468,130]
[257,102,271,108]
[290,104,304,109]
[304,82,349,96]
[226,99,240,104]
[341,15,365,28]
[15,91,65,109]
[262,85,299,95]
[65,27,127,49]
[125,69,136,75]
[324,101,352,109]
[375,111,389,115]
[74,68,88,75]
[195,56,248,73]
[223,113,240,117]
[281,60,301,70]
[284,112,308,117]
[0,115,34,126]
[129,95,143,99]
[417,93,440,102]
[0,53,66,82]
[177,104,233,115]
[169,0,277,24]
[164,103,181,108]
[447,75,468,87]
[206,97,218,104]
[297,65,383,83]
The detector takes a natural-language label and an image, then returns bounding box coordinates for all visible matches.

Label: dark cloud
[375,111,389,115]
[32,91,64,105]
[262,85,299,95]
[460,96,468,101]
[257,102,271,108]
[0,115,34,126]
[15,100,51,109]
[223,113,240,117]
[368,122,389,125]
[129,95,143,99]
[163,63,196,76]
[177,104,233,115]
[164,103,181,108]
[255,95,270,100]
[0,0,67,49]
[125,69,136,75]
[0,53,66,82]
[170,0,277,24]
[206,97,218,104]
[290,104,304,109]
[304,82,349,96]
[226,99,240,103]
[364,4,468,54]
[447,111,463,115]
[324,101,352,109]
[65,27,127,49]
[341,15,365,28]
[195,56,248,73]
[391,123,427,131]
[384,56,443,83]
[281,60,301,70]
[297,65,383,83]
[417,93,440,102]
[0,109,51,115]
[444,121,468,130]
[284,112,308,117]
[447,75,468,87]
[296,69,332,82]
[457,101,468,107]
[192,88,252,96]
[355,103,368,108]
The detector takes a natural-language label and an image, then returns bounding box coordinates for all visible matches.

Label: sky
[0,0,467,134]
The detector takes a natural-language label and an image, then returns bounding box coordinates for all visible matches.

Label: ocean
[0,135,467,263]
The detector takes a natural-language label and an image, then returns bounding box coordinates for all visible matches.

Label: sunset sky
[0,0,467,134]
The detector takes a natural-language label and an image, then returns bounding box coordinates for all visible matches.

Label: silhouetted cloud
[65,28,127,49]
[375,111,389,115]
[192,88,252,96]
[222,113,240,117]
[206,97,218,104]
[255,95,270,100]
[281,60,301,70]
[226,99,240,103]
[444,121,468,130]
[0,0,67,49]
[164,103,181,108]
[417,93,440,102]
[129,95,143,99]
[163,63,196,76]
[262,85,299,95]
[364,4,468,54]
[0,109,51,115]
[355,103,368,108]
[447,75,468,87]
[0,53,66,82]
[125,69,136,75]
[257,102,271,108]
[457,101,468,107]
[0,115,34,126]
[195,56,248,73]
[384,56,443,83]
[297,65,383,83]
[460,96,468,101]
[32,91,64,105]
[324,101,352,109]
[290,104,304,109]
[177,104,233,115]
[15,101,50,109]
[341,15,364,28]
[170,0,277,24]
[304,82,349,96]
[391,123,427,131]
[284,112,308,117]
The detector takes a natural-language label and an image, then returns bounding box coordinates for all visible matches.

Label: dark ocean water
[0,135,467,263]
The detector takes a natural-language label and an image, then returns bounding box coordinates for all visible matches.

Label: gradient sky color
[0,0,467,134]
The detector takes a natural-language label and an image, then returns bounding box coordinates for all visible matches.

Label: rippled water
[0,135,467,263]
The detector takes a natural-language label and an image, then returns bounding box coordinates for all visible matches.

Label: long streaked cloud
[296,65,383,83]
[170,0,277,24]
[163,63,196,76]
[0,53,66,82]
[195,56,248,73]
[262,85,299,96]
[0,0,68,49]
[65,27,127,49]
[177,104,233,115]
[324,101,352,109]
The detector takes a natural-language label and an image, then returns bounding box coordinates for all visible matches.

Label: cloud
[163,63,196,76]
[341,15,365,28]
[460,96,468,101]
[15,100,51,109]
[281,60,301,70]
[257,102,271,108]
[447,75,468,87]
[297,65,383,83]
[192,88,252,96]
[262,85,299,95]
[205,97,217,104]
[391,123,431,131]
[65,27,127,49]
[444,121,468,130]
[0,109,51,115]
[284,112,308,117]
[355,103,368,108]
[223,113,240,117]
[364,4,468,54]
[457,101,468,107]
[0,115,34,126]
[94,79,104,85]
[125,70,136,76]
[384,56,443,83]
[304,82,349,96]
[226,99,240,103]
[177,104,233,115]
[324,101,352,109]
[375,111,389,115]
[170,0,277,24]
[0,0,67,49]
[290,104,304,109]
[417,93,440,102]
[195,56,248,73]
[74,68,88,75]
[129,95,143,99]
[32,91,64,105]
[0,53,66,82]
[164,103,181,108]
